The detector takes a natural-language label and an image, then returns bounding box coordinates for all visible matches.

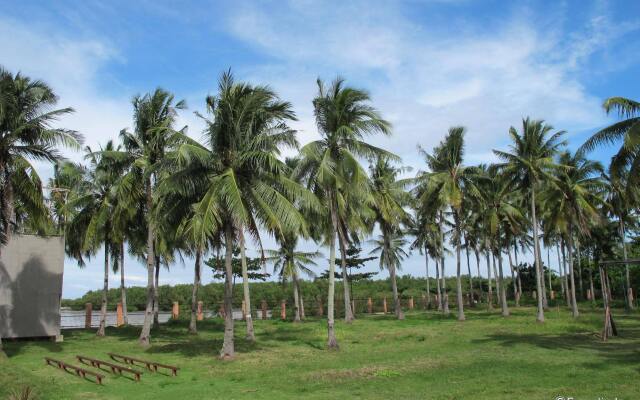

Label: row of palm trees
[1,65,638,357]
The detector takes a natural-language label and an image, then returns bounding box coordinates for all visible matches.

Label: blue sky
[2,0,639,298]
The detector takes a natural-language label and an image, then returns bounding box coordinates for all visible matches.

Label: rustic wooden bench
[76,355,143,381]
[108,353,179,376]
[44,357,104,384]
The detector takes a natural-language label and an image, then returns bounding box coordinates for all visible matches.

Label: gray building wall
[0,234,64,339]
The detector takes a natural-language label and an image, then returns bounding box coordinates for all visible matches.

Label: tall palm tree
[109,88,186,346]
[295,77,392,349]
[494,118,565,323]
[417,127,478,321]
[266,232,320,322]
[370,231,410,301]
[369,156,411,319]
[171,71,309,358]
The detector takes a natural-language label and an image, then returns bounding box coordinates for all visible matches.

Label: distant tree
[321,244,378,288]
[205,249,270,283]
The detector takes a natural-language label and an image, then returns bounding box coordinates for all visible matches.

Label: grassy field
[1,306,638,399]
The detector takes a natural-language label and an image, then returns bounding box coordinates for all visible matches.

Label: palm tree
[370,231,410,303]
[369,156,411,319]
[417,127,478,321]
[66,142,122,336]
[266,232,320,322]
[170,71,308,358]
[110,88,186,346]
[494,118,565,322]
[295,77,392,349]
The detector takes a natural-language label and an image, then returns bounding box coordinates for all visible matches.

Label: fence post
[280,300,287,320]
[197,301,204,321]
[172,302,179,319]
[550,290,555,300]
[116,302,124,327]
[367,297,373,313]
[317,297,324,316]
[383,297,388,314]
[84,303,92,329]
[532,290,537,300]
[218,303,225,319]
[409,296,414,310]
[261,299,267,320]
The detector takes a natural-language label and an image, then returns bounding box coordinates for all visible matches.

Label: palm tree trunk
[547,247,553,300]
[567,228,579,317]
[239,231,255,341]
[441,255,449,315]
[97,242,109,337]
[576,241,584,300]
[153,257,160,329]
[474,248,483,303]
[589,253,596,304]
[455,216,465,321]
[513,242,522,298]
[530,187,545,322]
[486,250,493,309]
[424,248,431,307]
[492,253,500,305]
[556,242,565,299]
[327,195,339,349]
[619,219,634,309]
[435,257,442,311]
[189,249,201,334]
[536,235,548,310]
[337,226,354,323]
[507,248,519,307]
[139,178,155,346]
[220,223,235,359]
[120,242,128,325]
[292,271,301,322]
[465,244,473,306]
[497,250,509,316]
[561,240,571,307]
[385,226,404,320]
[298,280,306,320]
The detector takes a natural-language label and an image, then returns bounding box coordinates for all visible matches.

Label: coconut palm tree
[171,71,309,358]
[369,156,411,319]
[370,231,410,301]
[493,118,565,323]
[266,232,321,322]
[295,77,392,349]
[416,127,479,321]
[108,88,186,346]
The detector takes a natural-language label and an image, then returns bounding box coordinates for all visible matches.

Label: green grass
[1,306,639,399]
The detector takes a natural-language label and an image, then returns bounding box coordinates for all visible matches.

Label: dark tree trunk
[120,242,128,325]
[424,248,431,307]
[153,257,160,329]
[567,228,579,317]
[337,226,354,323]
[189,249,201,334]
[474,248,483,303]
[497,250,509,316]
[465,244,473,306]
[619,220,634,309]
[507,248,519,307]
[486,250,493,309]
[97,242,109,337]
[455,214,465,321]
[326,194,339,349]
[530,187,544,322]
[239,230,255,341]
[561,240,571,307]
[435,257,442,311]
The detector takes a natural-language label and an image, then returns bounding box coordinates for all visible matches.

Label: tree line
[1,66,639,358]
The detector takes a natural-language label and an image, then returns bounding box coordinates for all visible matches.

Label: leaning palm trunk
[220,224,235,359]
[97,242,109,337]
[153,258,160,329]
[189,249,201,334]
[326,196,339,349]
[530,187,545,322]
[497,251,509,317]
[138,178,155,346]
[619,220,634,309]
[337,228,354,323]
[239,231,255,341]
[454,218,465,321]
[435,258,442,311]
[567,229,579,317]
[120,242,128,325]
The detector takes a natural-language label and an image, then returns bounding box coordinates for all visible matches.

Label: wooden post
[218,304,225,319]
[261,299,267,320]
[116,302,124,327]
[422,294,427,310]
[280,300,286,320]
[409,296,414,310]
[197,301,203,321]
[172,302,179,319]
[550,290,555,300]
[84,303,92,329]
[383,297,388,314]
[587,289,592,300]
[317,297,324,316]
[367,297,373,313]
[532,290,537,300]
[241,300,246,321]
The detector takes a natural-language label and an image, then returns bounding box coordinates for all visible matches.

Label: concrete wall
[0,234,64,339]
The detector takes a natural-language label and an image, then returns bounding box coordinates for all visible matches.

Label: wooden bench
[76,355,143,382]
[108,353,179,376]
[44,357,104,384]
